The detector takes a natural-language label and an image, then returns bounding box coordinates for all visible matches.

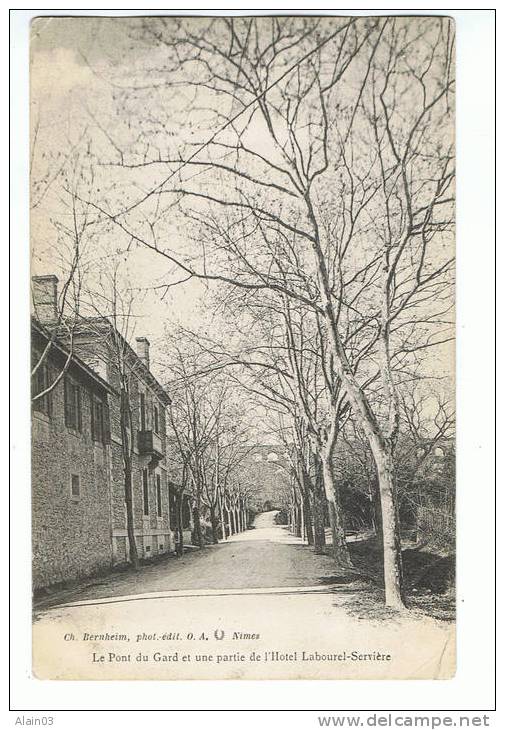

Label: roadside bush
[274,509,289,525]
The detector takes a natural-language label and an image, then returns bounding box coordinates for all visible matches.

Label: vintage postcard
[30,14,455,680]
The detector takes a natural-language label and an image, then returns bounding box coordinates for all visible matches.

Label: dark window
[156,474,162,517]
[142,469,149,515]
[71,474,80,498]
[32,361,52,416]
[140,393,146,431]
[169,489,190,530]
[90,394,110,444]
[182,495,191,530]
[64,377,82,431]
[103,401,111,443]
[154,405,159,434]
[94,401,104,443]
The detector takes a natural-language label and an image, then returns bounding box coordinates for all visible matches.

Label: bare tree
[163,337,254,546]
[396,387,455,548]
[164,354,214,547]
[166,414,195,556]
[82,17,454,607]
[31,152,98,404]
[80,266,149,569]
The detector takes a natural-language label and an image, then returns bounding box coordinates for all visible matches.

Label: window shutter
[103,400,111,444]
[33,363,49,415]
[64,376,71,427]
[46,365,53,418]
[76,386,82,432]
[140,392,146,431]
[90,392,95,441]
[143,469,149,515]
[156,474,162,517]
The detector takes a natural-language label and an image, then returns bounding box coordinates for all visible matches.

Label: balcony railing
[137,429,163,458]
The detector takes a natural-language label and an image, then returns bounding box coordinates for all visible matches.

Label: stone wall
[32,365,113,590]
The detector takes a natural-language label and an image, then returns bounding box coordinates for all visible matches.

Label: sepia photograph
[29,13,456,681]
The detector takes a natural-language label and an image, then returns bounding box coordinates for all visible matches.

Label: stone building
[32,318,115,589]
[88,324,174,566]
[31,275,173,589]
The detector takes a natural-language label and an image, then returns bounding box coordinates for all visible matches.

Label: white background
[6,3,498,725]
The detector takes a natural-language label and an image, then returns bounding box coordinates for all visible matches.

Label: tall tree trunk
[192,505,204,547]
[175,491,184,556]
[305,195,405,608]
[209,505,219,544]
[299,463,315,545]
[312,467,327,555]
[120,389,138,568]
[370,476,383,543]
[321,451,353,568]
[123,454,139,569]
[323,304,404,603]
[219,499,226,540]
[294,503,302,537]
[370,438,404,608]
[338,401,404,606]
[302,491,314,545]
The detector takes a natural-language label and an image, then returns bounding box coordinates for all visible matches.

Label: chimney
[32,275,58,322]
[136,337,150,371]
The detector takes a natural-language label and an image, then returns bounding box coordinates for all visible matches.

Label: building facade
[31,275,174,589]
[32,320,115,589]
[99,330,174,565]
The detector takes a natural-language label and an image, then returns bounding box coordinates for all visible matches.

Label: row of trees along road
[33,16,455,609]
[162,339,256,552]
